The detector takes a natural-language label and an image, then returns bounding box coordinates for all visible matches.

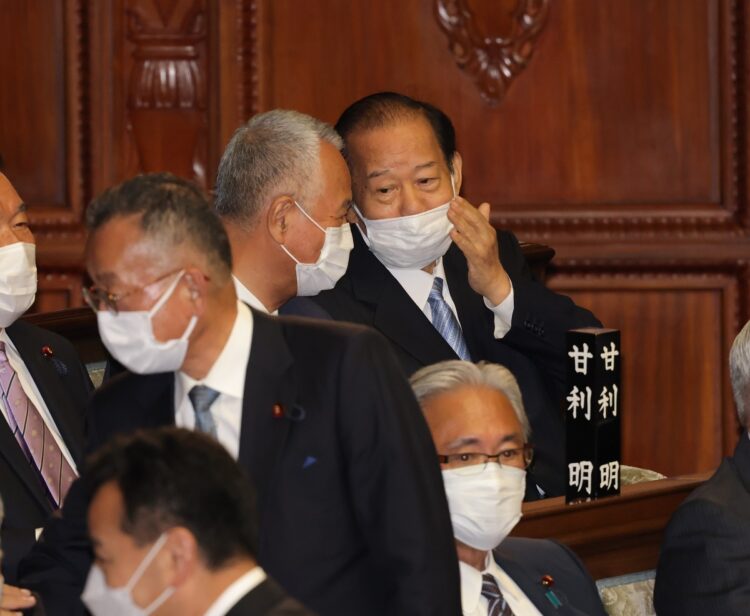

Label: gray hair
[214,109,343,229]
[730,320,750,429]
[409,360,531,440]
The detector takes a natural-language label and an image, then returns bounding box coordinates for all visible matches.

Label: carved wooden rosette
[435,0,550,105]
[125,1,208,187]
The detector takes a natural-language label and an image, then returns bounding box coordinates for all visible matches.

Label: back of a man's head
[214,109,342,231]
[86,172,232,283]
[335,91,457,173]
[730,320,750,433]
[86,427,258,569]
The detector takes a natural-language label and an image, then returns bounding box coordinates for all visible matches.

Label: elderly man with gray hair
[214,109,353,313]
[410,360,605,616]
[654,321,750,615]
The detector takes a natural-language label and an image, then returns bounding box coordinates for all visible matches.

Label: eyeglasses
[82,269,183,315]
[437,445,534,476]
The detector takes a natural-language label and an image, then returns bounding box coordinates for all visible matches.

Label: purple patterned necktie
[482,573,515,616]
[0,341,77,507]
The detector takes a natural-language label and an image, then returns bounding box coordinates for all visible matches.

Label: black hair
[335,92,457,172]
[86,427,258,569]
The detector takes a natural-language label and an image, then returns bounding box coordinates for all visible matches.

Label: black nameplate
[565,328,621,503]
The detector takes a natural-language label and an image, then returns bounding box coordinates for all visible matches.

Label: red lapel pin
[272,403,284,418]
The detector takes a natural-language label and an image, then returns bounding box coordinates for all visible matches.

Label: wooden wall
[1,0,747,476]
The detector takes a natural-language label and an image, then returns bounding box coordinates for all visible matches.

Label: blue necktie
[427,277,471,360]
[188,385,219,438]
[482,573,515,616]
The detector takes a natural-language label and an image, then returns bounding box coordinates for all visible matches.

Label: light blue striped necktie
[427,277,471,360]
[482,573,515,616]
[189,385,220,438]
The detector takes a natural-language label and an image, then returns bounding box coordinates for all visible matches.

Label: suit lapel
[238,311,297,507]
[6,324,85,466]
[495,556,579,616]
[348,230,459,366]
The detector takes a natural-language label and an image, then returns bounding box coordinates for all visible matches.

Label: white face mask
[82,533,175,616]
[97,271,197,374]
[442,464,526,551]
[280,201,354,296]
[354,177,456,270]
[0,242,37,328]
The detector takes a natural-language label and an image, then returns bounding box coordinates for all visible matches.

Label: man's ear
[266,196,296,244]
[451,152,463,195]
[164,527,199,587]
[183,268,210,316]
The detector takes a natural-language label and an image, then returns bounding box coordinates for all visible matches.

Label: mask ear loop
[124,533,169,593]
[147,270,186,318]
[280,201,329,265]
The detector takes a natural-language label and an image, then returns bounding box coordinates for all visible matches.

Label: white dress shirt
[203,566,268,616]
[233,275,278,315]
[174,301,252,460]
[459,554,542,616]
[0,329,78,473]
[386,257,515,339]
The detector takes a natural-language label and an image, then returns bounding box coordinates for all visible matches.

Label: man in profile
[410,360,606,615]
[19,173,461,615]
[83,427,313,616]
[214,109,353,313]
[298,92,602,498]
[654,320,750,615]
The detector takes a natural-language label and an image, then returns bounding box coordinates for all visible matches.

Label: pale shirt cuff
[484,280,515,339]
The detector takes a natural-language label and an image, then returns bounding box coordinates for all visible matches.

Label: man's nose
[399,185,431,217]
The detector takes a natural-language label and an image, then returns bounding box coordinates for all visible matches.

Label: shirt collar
[177,301,253,401]
[386,257,446,310]
[233,275,275,314]
[203,566,267,616]
[458,551,524,614]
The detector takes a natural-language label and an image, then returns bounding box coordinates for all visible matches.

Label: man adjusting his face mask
[352,177,456,271]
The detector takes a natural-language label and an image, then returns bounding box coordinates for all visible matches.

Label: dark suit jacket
[226,577,316,616]
[493,537,606,615]
[285,228,601,497]
[653,435,750,615]
[19,311,461,616]
[0,320,92,583]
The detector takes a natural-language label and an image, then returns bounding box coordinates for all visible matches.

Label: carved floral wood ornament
[435,0,550,105]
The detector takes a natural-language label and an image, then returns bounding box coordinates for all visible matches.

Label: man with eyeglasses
[410,360,606,616]
[0,172,92,613]
[18,172,461,616]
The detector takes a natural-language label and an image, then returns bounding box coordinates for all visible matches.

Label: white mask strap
[125,533,169,592]
[293,200,325,233]
[147,271,186,318]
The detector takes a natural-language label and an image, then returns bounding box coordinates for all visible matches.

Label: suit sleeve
[654,499,750,616]
[497,230,601,396]
[337,330,461,616]
[16,476,92,616]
